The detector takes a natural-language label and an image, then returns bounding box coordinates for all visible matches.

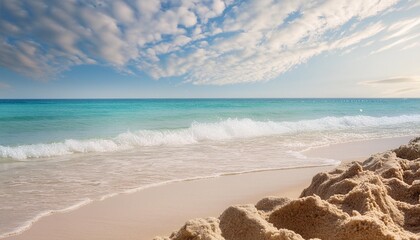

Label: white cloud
[369,14,420,54]
[384,17,420,41]
[146,0,393,85]
[400,0,420,10]
[402,41,419,50]
[371,33,420,54]
[360,76,420,96]
[0,0,408,84]
[113,1,135,23]
[360,76,420,85]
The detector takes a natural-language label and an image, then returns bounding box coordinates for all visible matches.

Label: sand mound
[154,218,223,240]
[156,138,420,240]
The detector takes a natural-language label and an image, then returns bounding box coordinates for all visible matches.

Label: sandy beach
[4,136,416,240]
[1,0,419,239]
[158,136,419,240]
[5,166,331,240]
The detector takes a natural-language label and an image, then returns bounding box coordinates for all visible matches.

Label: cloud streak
[0,0,411,85]
[360,76,420,96]
[361,76,420,85]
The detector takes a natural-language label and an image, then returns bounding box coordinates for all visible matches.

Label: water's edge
[0,134,415,239]
[0,162,339,239]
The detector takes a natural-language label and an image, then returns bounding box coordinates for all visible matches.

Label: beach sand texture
[157,137,420,240]
[3,137,416,240]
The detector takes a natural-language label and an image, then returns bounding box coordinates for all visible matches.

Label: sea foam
[1,114,420,160]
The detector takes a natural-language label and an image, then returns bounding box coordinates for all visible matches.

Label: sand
[159,137,420,240]
[4,136,416,240]
[304,136,415,162]
[5,166,334,240]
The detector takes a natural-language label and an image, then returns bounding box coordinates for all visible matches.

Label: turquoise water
[1,98,420,237]
[0,98,382,145]
[1,98,420,148]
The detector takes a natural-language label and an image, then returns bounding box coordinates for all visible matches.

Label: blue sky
[0,0,419,98]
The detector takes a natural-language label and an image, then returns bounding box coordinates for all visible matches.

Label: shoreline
[6,166,337,240]
[158,136,419,240]
[3,135,414,240]
[1,163,341,240]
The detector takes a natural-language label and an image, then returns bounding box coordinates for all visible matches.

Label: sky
[0,0,419,98]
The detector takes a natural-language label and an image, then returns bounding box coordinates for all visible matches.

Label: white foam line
[0,198,93,239]
[1,115,420,160]
[0,161,341,239]
[0,135,415,238]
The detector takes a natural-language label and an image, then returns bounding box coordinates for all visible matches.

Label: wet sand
[4,136,414,240]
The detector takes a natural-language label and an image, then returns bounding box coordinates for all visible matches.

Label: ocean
[1,98,420,237]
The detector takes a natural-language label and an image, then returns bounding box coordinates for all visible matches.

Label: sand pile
[155,138,420,240]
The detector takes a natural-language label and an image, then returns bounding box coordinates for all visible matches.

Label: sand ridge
[156,137,420,240]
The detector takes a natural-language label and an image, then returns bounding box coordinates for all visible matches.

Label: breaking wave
[1,115,420,160]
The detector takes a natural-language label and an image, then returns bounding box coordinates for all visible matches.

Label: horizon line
[0,97,419,100]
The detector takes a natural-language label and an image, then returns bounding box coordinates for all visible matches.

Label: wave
[1,114,420,160]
